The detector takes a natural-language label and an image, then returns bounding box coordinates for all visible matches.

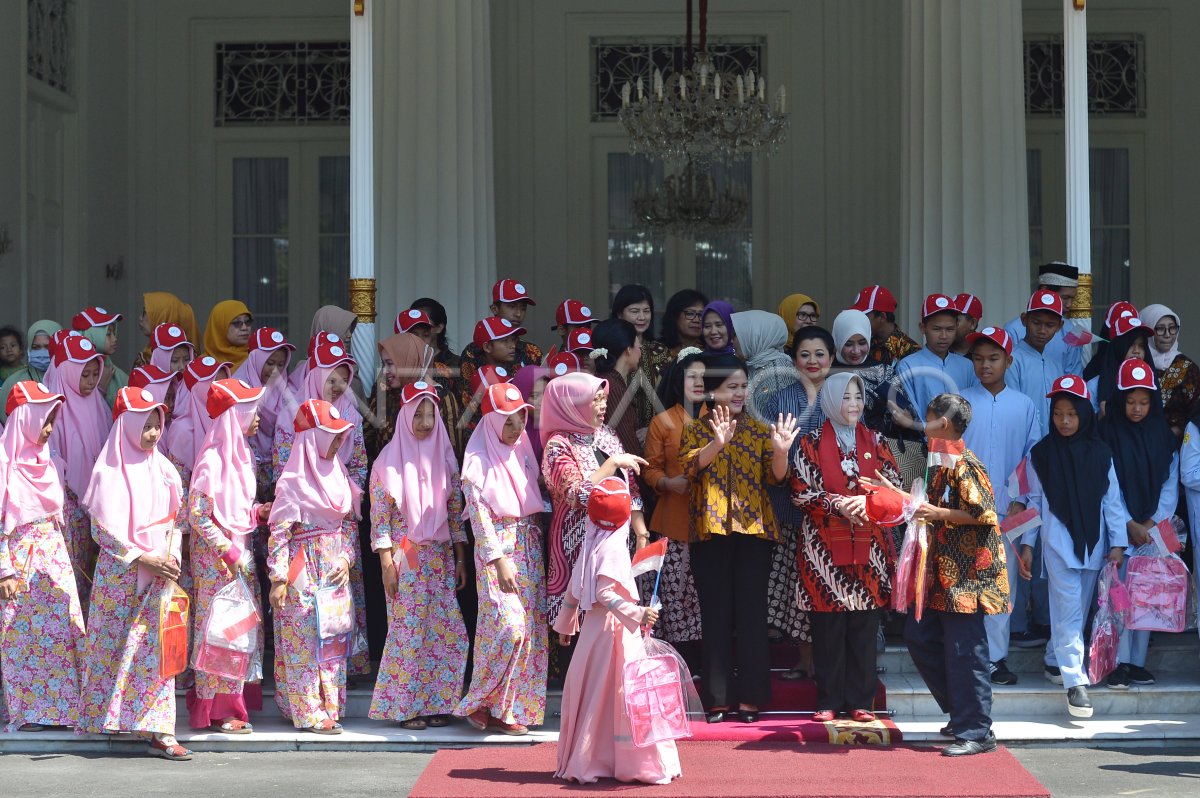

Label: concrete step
[896,714,1200,743]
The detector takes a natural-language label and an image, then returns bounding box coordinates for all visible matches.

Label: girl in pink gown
[554,477,682,785]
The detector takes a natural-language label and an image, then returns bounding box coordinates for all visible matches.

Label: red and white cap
[966,326,1014,356]
[955,293,984,320]
[294,398,353,434]
[921,293,959,320]
[113,386,167,420]
[547,351,585,377]
[1110,314,1145,338]
[1047,374,1090,400]
[1026,289,1064,317]
[207,378,265,419]
[129,364,178,389]
[183,356,232,390]
[473,317,526,347]
[394,308,433,334]
[554,299,594,329]
[470,364,512,396]
[1104,301,1138,332]
[587,477,632,531]
[850,285,898,314]
[1116,358,1156,391]
[307,331,343,357]
[400,380,440,406]
[480,382,533,417]
[5,380,64,417]
[309,338,355,370]
[250,327,294,353]
[48,329,81,358]
[71,306,123,331]
[151,323,193,352]
[492,279,535,305]
[53,335,103,367]
[565,327,595,353]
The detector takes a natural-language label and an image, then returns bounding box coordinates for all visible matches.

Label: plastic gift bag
[889,477,927,615]
[158,584,190,679]
[1126,546,1189,633]
[314,583,354,664]
[192,576,262,681]
[1087,562,1125,685]
[623,636,704,748]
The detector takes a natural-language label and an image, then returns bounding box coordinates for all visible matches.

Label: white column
[377,0,497,354]
[1063,0,1093,321]
[901,0,1030,329]
[349,1,376,392]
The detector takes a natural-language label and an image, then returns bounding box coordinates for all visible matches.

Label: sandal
[399,717,427,731]
[305,718,343,735]
[211,719,253,734]
[465,709,490,731]
[492,719,529,736]
[147,736,193,761]
[424,714,450,728]
[18,723,47,732]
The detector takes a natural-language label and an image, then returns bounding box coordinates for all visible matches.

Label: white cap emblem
[1061,377,1075,388]
[505,387,521,402]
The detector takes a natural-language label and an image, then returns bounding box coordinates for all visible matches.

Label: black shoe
[942,733,998,757]
[939,724,955,738]
[1067,686,1093,718]
[780,667,809,681]
[1106,663,1131,690]
[1044,665,1063,685]
[705,710,729,724]
[738,710,760,724]
[1128,665,1156,686]
[1011,630,1049,648]
[989,659,1018,686]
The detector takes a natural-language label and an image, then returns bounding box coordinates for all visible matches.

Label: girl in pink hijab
[456,383,548,736]
[554,477,681,785]
[77,387,191,761]
[46,334,112,615]
[129,365,182,450]
[232,327,295,493]
[368,381,468,730]
[266,399,358,735]
[186,378,270,733]
[0,381,87,732]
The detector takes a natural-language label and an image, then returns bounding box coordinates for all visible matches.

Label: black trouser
[810,609,881,712]
[904,609,993,741]
[690,534,773,708]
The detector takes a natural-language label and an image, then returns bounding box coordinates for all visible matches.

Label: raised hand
[770,413,800,453]
[708,404,737,448]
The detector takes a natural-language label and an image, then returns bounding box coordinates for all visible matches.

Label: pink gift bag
[623,637,700,748]
[1125,552,1189,633]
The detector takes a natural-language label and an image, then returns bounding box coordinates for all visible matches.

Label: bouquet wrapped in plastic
[623,635,704,748]
[1087,562,1126,685]
[192,576,262,681]
[884,477,928,617]
[1126,543,1189,633]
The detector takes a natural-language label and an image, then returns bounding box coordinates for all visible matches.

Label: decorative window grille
[591,37,765,121]
[1024,35,1144,117]
[27,0,74,95]
[215,41,350,126]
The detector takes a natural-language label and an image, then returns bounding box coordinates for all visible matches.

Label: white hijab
[1140,304,1180,372]
[819,372,865,453]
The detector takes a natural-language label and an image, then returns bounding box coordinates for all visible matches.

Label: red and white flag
[1063,323,1101,347]
[287,548,310,593]
[1000,507,1041,544]
[394,536,420,575]
[1007,458,1032,501]
[927,438,964,470]
[1149,518,1183,555]
[630,538,669,578]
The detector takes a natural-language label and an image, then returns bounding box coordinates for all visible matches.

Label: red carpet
[408,741,1051,798]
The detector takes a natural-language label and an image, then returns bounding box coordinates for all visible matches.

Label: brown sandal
[400,717,427,730]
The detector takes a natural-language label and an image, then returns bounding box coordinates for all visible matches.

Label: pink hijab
[372,394,458,544]
[150,342,194,373]
[461,409,544,519]
[233,346,294,460]
[568,477,638,611]
[189,395,261,543]
[165,368,230,471]
[47,356,112,497]
[0,396,65,533]
[268,414,356,530]
[539,372,608,447]
[302,361,361,466]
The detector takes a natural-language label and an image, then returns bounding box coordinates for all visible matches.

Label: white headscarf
[831,309,873,366]
[819,372,865,453]
[1140,304,1180,372]
[730,310,795,376]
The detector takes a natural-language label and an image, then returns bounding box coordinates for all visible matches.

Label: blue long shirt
[1021,462,1131,571]
[1004,316,1084,379]
[960,384,1040,510]
[1007,339,1075,436]
[893,347,977,418]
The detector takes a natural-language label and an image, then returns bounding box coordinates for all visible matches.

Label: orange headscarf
[203,299,253,369]
[141,291,199,362]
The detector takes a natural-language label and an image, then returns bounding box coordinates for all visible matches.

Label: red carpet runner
[409,741,1051,798]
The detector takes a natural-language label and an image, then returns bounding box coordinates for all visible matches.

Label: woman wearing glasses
[661,290,709,357]
[777,294,821,338]
[1140,304,1200,436]
[202,301,255,370]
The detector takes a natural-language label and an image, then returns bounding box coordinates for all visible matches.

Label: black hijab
[1030,394,1113,563]
[1094,328,1152,409]
[1099,386,1176,521]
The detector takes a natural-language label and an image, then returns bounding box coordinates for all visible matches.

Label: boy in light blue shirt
[894,294,977,426]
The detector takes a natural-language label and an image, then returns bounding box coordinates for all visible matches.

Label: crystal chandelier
[633,158,748,238]
[617,1,788,163]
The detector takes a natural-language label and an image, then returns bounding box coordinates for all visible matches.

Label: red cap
[966,326,1014,356]
[480,382,532,417]
[473,317,526,348]
[151,323,193,352]
[587,477,632,531]
[309,338,355,370]
[53,335,104,367]
[1104,301,1138,332]
[250,327,295,353]
[129,364,178,389]
[183,355,232,390]
[48,329,80,358]
[954,293,983,320]
[207,378,265,419]
[1116,358,1156,391]
[470,364,513,396]
[394,308,433,334]
[554,299,594,329]
[1110,314,1145,338]
[71,306,123,331]
[1047,374,1090,400]
[307,331,344,357]
[921,293,959,320]
[5,380,64,417]
[400,380,440,406]
[565,327,595,353]
[492,279,536,305]
[294,398,353,435]
[547,351,584,377]
[113,386,167,420]
[850,285,898,314]
[1026,290,1064,317]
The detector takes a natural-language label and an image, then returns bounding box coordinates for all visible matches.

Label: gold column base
[1067,272,1093,319]
[348,278,377,324]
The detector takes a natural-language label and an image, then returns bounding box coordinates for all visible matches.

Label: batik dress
[456,483,548,727]
[0,515,86,729]
[1155,352,1200,433]
[77,520,181,735]
[267,517,357,728]
[368,474,469,721]
[59,487,97,616]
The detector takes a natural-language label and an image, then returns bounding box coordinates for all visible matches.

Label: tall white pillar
[377,0,497,354]
[901,0,1030,329]
[349,0,376,392]
[1063,0,1093,322]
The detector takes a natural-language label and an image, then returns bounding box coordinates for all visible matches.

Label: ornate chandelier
[617,0,788,163]
[633,158,748,238]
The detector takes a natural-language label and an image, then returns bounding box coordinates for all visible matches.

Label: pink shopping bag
[1126,552,1189,633]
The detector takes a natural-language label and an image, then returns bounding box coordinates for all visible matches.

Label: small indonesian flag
[1149,518,1183,555]
[220,610,261,644]
[1000,507,1041,544]
[394,536,420,575]
[1063,323,1102,347]
[287,548,310,593]
[927,438,964,470]
[1007,458,1031,501]
[630,538,668,578]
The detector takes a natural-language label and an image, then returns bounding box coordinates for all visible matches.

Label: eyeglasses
[1155,325,1179,336]
[682,310,704,320]
[230,318,253,328]
[796,312,819,322]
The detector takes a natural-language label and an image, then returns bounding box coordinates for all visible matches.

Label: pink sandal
[147,737,193,761]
